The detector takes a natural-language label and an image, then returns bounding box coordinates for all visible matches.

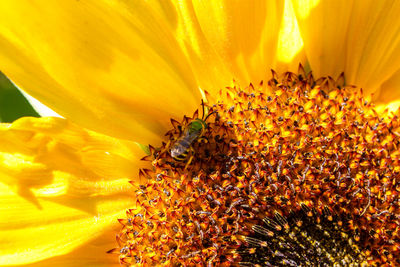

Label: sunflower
[0,0,400,266]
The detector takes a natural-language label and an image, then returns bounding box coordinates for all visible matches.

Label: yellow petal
[176,0,288,93]
[276,0,305,72]
[292,0,400,95]
[0,1,201,145]
[0,1,302,145]
[376,67,400,104]
[19,229,120,267]
[0,117,143,265]
[374,67,400,113]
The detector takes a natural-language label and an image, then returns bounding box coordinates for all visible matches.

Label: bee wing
[170,128,201,158]
[183,128,202,143]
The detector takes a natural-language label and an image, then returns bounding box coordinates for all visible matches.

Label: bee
[170,101,216,164]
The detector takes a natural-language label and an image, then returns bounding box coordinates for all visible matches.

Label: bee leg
[184,156,193,171]
[160,139,172,156]
[184,147,195,170]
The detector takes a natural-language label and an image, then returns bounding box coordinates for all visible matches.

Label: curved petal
[0,117,144,265]
[376,68,400,107]
[374,68,400,114]
[0,1,300,145]
[276,0,306,73]
[0,1,201,145]
[16,228,121,267]
[292,0,400,96]
[174,0,299,95]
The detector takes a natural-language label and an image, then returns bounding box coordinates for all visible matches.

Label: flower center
[112,66,400,266]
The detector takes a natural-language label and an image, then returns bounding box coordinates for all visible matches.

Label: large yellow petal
[173,0,297,94]
[276,0,306,72]
[0,117,143,265]
[0,1,202,145]
[0,1,303,145]
[0,1,299,146]
[13,228,121,267]
[374,68,400,114]
[292,0,400,96]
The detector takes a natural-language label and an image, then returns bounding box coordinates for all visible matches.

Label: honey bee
[170,101,216,164]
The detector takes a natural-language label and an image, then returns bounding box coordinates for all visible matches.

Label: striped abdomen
[170,127,202,161]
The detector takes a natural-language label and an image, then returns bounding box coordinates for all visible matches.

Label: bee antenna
[200,99,216,121]
[204,111,217,122]
[201,99,205,120]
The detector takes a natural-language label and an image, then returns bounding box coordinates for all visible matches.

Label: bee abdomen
[173,151,188,161]
[170,140,190,160]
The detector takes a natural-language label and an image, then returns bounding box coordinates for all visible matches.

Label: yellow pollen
[111,65,400,266]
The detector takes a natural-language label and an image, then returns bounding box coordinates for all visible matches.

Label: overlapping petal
[173,0,297,92]
[0,1,303,145]
[21,233,122,267]
[0,117,143,265]
[0,0,201,145]
[292,0,400,98]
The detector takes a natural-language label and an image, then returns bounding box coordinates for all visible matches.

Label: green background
[0,72,39,122]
